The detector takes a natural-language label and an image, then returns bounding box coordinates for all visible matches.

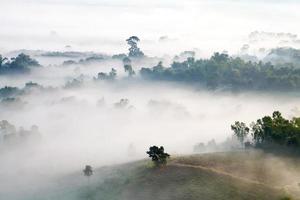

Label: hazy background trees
[0,53,40,74]
[139,52,300,91]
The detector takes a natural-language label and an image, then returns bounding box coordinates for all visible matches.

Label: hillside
[31,150,299,200]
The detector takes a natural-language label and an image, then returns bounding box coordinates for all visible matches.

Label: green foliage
[280,196,293,200]
[252,111,300,147]
[232,111,300,149]
[146,146,170,167]
[140,52,300,91]
[231,121,250,146]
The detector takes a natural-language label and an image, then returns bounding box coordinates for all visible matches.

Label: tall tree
[231,121,250,147]
[126,36,144,58]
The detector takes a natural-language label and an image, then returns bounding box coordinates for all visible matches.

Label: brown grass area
[120,164,286,200]
[172,150,300,198]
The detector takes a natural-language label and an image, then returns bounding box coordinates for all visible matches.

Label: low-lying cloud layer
[1,0,300,56]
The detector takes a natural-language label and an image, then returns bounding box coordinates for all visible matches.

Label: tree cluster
[0,53,40,74]
[231,111,300,150]
[94,68,117,81]
[140,52,300,91]
[0,120,41,146]
[0,82,43,105]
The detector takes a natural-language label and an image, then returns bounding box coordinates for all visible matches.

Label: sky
[0,0,299,56]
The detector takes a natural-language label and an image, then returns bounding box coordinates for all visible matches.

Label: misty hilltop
[9,151,300,200]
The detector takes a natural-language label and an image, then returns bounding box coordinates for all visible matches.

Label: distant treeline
[0,53,40,74]
[0,82,47,107]
[4,49,300,91]
[140,53,300,91]
[0,120,41,147]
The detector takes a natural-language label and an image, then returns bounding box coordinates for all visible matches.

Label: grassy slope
[78,150,300,200]
[36,150,300,200]
[174,150,300,189]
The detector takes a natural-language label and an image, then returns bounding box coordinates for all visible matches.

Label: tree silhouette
[231,121,249,147]
[126,36,144,58]
[0,55,7,68]
[122,57,135,76]
[146,146,170,167]
[83,165,93,177]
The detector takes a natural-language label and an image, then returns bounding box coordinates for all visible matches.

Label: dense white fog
[1,0,300,56]
[1,74,300,199]
[1,0,300,199]
[1,69,300,184]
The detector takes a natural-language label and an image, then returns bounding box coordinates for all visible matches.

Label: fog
[1,0,300,199]
[1,0,300,56]
[1,65,300,198]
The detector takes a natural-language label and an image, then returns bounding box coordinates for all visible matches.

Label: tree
[83,165,93,177]
[0,53,40,74]
[122,57,131,65]
[95,68,117,81]
[193,142,206,153]
[126,36,144,58]
[109,68,117,79]
[114,98,129,108]
[9,53,40,71]
[211,52,229,63]
[146,146,170,167]
[0,55,7,68]
[231,121,250,147]
[124,64,135,76]
[122,56,135,77]
[232,111,300,149]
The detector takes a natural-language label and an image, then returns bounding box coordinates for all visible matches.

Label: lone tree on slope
[147,146,170,167]
[83,165,93,180]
